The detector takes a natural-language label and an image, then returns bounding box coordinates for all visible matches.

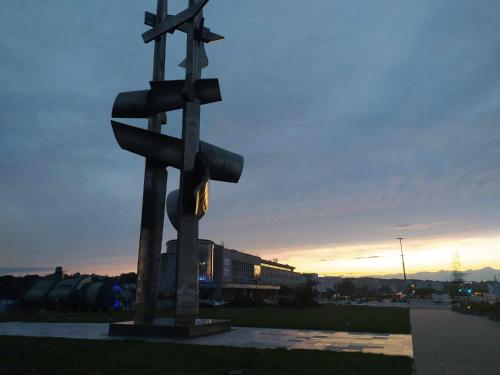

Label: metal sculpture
[109,0,243,328]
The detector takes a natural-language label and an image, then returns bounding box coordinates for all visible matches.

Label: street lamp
[396,237,409,304]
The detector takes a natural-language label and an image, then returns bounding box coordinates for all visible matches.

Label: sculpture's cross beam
[142,0,213,43]
[111,78,221,119]
[144,12,223,44]
[111,121,243,184]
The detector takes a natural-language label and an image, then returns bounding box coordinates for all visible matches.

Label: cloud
[394,222,447,231]
[1,1,500,274]
[0,267,53,276]
[351,255,386,260]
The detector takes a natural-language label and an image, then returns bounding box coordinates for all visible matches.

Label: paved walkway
[0,322,412,357]
[411,304,500,375]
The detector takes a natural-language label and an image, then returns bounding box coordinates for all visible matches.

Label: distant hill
[370,267,500,282]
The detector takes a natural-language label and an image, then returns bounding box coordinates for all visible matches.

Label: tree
[415,288,434,299]
[0,275,41,300]
[337,280,356,297]
[119,272,137,285]
[278,281,319,308]
[379,285,394,296]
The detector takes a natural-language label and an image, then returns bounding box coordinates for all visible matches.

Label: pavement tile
[411,307,499,375]
[0,322,413,358]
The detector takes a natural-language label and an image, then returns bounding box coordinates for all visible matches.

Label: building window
[223,257,230,277]
[199,243,214,283]
[231,260,254,284]
[254,265,261,279]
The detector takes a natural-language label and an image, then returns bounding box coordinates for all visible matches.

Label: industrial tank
[22,279,57,308]
[46,276,92,310]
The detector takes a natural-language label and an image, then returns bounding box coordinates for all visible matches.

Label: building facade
[159,239,306,304]
[315,276,342,299]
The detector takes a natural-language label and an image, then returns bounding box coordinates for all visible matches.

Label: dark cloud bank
[0,1,499,269]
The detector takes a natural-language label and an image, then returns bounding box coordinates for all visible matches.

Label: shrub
[278,281,319,308]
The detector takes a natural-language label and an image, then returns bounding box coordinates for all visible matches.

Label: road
[411,302,500,375]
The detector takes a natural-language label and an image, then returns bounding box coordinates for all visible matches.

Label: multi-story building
[315,276,342,299]
[413,280,444,291]
[159,239,306,304]
[486,282,500,301]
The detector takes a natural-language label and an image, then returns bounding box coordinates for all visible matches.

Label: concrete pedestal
[108,318,230,338]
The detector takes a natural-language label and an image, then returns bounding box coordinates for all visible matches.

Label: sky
[0,0,499,278]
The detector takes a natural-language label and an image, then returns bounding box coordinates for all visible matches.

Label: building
[431,292,452,303]
[159,239,306,305]
[351,277,383,291]
[315,276,342,299]
[414,280,444,291]
[485,282,500,302]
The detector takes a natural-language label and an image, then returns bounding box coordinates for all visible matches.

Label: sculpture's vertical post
[135,0,168,324]
[175,0,203,326]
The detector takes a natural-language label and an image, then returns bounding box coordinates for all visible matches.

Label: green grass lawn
[0,310,135,323]
[0,304,410,333]
[0,336,413,375]
[199,305,410,334]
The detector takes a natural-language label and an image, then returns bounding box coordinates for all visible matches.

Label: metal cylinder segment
[200,141,244,183]
[112,121,243,184]
[111,121,183,168]
[112,79,221,119]
[112,90,150,118]
[166,189,180,231]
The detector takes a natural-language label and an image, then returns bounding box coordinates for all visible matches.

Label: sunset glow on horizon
[256,232,500,277]
[29,230,498,279]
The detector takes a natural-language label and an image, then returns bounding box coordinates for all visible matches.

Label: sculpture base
[108,318,231,338]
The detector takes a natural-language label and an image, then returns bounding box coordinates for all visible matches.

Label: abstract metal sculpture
[109,0,243,331]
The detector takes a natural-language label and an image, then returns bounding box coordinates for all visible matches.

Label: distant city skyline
[1,1,499,276]
[2,236,499,282]
[1,264,498,283]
